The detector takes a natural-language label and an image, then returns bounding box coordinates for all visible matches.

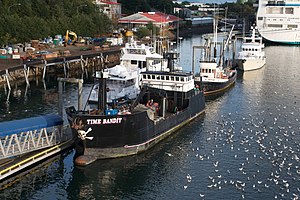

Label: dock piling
[23,64,30,86]
[58,78,84,117]
[5,69,11,91]
[43,60,47,80]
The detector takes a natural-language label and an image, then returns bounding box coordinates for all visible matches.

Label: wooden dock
[0,45,121,88]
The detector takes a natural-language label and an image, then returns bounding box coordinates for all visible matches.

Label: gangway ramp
[0,114,74,181]
[0,114,64,160]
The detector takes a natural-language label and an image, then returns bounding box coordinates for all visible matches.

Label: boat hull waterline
[236,58,266,71]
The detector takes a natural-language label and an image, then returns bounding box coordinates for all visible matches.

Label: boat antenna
[213,4,217,59]
[251,25,255,43]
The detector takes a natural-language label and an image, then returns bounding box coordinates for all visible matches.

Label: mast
[213,4,217,60]
[218,25,235,67]
[96,70,108,114]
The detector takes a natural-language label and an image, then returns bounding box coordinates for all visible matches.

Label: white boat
[236,26,266,71]
[256,0,300,44]
[89,38,170,104]
[89,65,140,104]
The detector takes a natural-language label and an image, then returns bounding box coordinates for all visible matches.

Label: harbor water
[1,36,300,199]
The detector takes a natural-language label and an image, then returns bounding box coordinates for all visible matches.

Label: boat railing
[267,0,286,6]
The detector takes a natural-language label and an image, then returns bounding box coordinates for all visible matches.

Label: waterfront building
[118,12,181,29]
[93,0,122,21]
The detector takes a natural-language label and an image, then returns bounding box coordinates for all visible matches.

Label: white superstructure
[141,71,195,93]
[120,39,168,72]
[236,26,266,71]
[256,0,300,44]
[89,39,171,104]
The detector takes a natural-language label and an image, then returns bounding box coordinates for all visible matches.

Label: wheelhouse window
[266,7,283,14]
[286,8,294,14]
[175,77,179,81]
[131,60,137,65]
[288,24,298,29]
[267,24,283,28]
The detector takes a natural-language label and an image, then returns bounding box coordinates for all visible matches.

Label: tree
[0,0,113,45]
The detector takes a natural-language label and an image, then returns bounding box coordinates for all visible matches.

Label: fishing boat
[256,0,300,44]
[236,26,266,71]
[195,19,237,99]
[66,57,205,166]
[197,60,236,98]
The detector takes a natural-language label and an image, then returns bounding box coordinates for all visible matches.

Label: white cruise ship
[256,0,300,44]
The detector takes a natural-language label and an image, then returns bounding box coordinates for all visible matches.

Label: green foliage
[146,22,160,35]
[0,0,113,46]
[224,2,256,18]
[135,27,151,39]
[135,22,160,39]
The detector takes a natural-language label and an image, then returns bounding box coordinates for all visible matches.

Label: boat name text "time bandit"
[87,118,122,125]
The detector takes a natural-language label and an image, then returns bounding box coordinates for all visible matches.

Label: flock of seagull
[171,102,300,199]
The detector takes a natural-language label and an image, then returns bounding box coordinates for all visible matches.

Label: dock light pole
[8,3,21,13]
[77,4,87,15]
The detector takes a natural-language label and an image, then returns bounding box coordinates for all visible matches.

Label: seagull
[165,152,173,156]
[213,161,219,167]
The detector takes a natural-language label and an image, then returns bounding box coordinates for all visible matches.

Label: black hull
[196,71,237,101]
[66,90,205,165]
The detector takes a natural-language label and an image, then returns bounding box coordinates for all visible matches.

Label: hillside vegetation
[0,0,112,46]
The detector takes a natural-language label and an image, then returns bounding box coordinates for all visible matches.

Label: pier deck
[0,45,121,75]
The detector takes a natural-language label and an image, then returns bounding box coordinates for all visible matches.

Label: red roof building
[118,12,182,27]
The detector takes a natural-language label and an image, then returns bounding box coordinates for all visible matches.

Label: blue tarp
[0,114,63,137]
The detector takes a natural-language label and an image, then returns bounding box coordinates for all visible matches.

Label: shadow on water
[0,149,75,200]
[0,71,93,123]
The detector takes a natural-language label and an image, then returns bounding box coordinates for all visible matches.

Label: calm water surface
[1,37,300,199]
